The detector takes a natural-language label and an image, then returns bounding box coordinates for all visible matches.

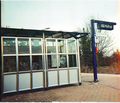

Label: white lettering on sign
[101,24,112,29]
[101,24,104,28]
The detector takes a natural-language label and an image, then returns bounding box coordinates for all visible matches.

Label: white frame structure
[1,35,81,94]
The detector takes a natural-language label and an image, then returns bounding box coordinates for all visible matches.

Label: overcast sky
[1,0,120,49]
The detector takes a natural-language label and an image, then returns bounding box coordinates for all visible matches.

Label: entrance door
[45,38,81,87]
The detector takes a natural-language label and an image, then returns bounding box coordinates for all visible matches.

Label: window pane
[58,55,67,68]
[67,40,76,53]
[32,56,42,70]
[19,56,30,71]
[3,38,16,54]
[18,39,29,54]
[69,55,77,67]
[47,40,56,53]
[47,55,57,69]
[31,39,42,53]
[4,56,16,72]
[58,40,66,53]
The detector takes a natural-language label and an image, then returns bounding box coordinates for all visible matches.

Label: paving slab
[1,73,120,102]
[81,73,120,90]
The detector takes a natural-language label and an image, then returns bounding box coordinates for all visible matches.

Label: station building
[1,27,88,94]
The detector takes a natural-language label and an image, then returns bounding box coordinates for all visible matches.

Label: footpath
[2,73,120,102]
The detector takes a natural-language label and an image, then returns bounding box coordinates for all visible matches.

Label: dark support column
[91,19,98,82]
[0,64,1,102]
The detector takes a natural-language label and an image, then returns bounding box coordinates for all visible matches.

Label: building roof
[1,27,89,39]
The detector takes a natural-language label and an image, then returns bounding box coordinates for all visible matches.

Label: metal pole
[77,39,81,85]
[91,19,98,82]
[0,39,2,101]
[43,32,47,88]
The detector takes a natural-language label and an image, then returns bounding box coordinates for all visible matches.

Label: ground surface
[2,73,120,102]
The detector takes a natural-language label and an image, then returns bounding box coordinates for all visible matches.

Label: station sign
[97,23,113,30]
[91,19,116,82]
[95,20,116,30]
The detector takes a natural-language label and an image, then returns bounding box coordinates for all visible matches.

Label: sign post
[91,19,116,82]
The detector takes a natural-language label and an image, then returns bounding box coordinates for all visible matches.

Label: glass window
[18,39,29,54]
[67,40,76,53]
[3,56,16,72]
[47,40,56,53]
[31,39,42,53]
[69,55,77,67]
[19,56,30,71]
[47,55,57,69]
[58,55,67,68]
[58,40,66,53]
[3,38,16,54]
[32,56,42,70]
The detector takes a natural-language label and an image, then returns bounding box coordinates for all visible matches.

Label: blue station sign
[95,20,116,30]
[97,23,113,30]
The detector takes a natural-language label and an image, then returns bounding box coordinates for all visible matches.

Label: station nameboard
[95,20,116,30]
[97,23,113,30]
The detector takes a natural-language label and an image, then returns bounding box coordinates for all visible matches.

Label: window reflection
[69,55,77,67]
[58,55,67,68]
[4,56,16,72]
[18,39,29,54]
[47,40,56,53]
[32,56,42,70]
[19,56,30,71]
[31,39,42,53]
[47,55,57,69]
[3,38,16,54]
[58,40,66,53]
[67,40,76,53]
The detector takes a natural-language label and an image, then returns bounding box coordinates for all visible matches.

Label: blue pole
[91,19,98,82]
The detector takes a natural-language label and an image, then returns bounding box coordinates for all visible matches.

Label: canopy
[1,27,89,39]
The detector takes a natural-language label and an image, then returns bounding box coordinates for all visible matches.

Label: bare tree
[78,16,117,70]
[78,16,117,57]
